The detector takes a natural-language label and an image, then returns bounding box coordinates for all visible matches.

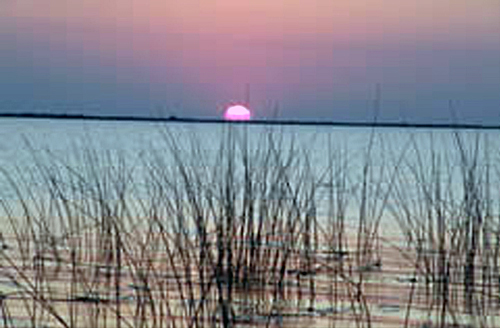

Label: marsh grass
[389,132,500,328]
[0,126,499,328]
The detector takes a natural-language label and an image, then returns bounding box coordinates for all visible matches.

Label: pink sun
[224,105,251,121]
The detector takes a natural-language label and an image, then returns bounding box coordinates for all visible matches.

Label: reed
[390,132,500,328]
[0,127,499,327]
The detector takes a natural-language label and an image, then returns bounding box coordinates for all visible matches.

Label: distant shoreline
[0,112,499,130]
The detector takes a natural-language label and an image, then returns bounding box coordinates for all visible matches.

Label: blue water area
[0,118,498,231]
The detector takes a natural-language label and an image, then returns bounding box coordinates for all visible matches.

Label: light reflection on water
[1,118,500,327]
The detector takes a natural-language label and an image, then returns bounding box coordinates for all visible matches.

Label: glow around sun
[224,105,251,121]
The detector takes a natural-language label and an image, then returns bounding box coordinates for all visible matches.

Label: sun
[224,105,251,121]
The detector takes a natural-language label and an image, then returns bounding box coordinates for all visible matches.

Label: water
[1,118,500,327]
[2,118,500,225]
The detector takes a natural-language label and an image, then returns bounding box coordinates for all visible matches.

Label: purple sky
[1,0,499,122]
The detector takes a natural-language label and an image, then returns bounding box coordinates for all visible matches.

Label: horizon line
[1,112,499,130]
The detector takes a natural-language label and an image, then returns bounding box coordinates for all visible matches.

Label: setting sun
[224,105,251,121]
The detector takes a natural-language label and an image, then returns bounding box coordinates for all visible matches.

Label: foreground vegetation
[0,126,499,328]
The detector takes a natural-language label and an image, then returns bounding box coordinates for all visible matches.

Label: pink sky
[1,0,499,121]
[6,0,498,38]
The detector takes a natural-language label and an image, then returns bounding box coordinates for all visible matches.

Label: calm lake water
[1,118,500,328]
[1,118,499,230]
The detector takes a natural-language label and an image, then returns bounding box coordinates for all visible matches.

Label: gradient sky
[1,0,499,122]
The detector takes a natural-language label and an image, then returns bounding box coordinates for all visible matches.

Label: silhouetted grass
[0,127,499,328]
